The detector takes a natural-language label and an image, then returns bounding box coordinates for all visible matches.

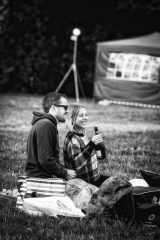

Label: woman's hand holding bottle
[93,126,106,160]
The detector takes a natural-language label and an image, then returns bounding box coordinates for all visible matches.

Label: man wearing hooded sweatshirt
[25,92,76,180]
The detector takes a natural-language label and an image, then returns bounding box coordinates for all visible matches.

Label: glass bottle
[94,126,106,160]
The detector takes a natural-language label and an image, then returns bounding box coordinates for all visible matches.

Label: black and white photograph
[0,0,160,239]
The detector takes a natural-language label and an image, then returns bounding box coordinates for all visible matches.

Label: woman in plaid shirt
[63,104,109,187]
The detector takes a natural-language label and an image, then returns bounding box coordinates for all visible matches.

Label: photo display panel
[107,53,160,82]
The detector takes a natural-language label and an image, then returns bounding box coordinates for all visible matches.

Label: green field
[0,93,160,239]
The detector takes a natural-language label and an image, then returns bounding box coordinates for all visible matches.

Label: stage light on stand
[70,28,81,41]
[72,28,81,36]
[55,28,85,103]
[70,35,77,41]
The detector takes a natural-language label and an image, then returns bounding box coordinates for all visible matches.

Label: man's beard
[58,117,65,123]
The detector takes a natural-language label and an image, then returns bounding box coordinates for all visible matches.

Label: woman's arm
[67,136,95,172]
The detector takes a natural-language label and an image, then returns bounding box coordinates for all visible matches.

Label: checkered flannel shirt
[63,131,100,183]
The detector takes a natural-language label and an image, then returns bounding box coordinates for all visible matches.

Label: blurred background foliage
[0,0,160,97]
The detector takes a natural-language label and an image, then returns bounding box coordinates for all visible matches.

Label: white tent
[94,32,160,107]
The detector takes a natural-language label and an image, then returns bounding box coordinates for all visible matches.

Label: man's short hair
[42,92,67,113]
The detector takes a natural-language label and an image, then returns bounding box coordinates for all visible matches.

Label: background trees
[0,0,160,97]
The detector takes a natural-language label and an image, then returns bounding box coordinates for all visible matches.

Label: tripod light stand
[55,28,84,103]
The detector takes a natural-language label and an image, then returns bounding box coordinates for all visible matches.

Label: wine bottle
[94,126,106,160]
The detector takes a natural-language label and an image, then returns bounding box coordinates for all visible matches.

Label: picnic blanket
[22,196,85,218]
[16,176,85,218]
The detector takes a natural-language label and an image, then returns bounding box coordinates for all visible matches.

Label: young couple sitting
[25,92,108,188]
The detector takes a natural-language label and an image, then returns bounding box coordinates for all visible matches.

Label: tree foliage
[0,0,62,94]
[0,0,121,96]
[0,0,159,96]
[116,0,160,13]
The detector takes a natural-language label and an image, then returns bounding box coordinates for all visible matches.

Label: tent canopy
[94,32,160,106]
[98,32,160,55]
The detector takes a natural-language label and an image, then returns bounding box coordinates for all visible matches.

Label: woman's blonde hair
[70,104,85,126]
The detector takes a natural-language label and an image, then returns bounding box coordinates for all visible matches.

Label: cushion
[16,176,66,209]
[140,170,160,188]
[26,177,66,196]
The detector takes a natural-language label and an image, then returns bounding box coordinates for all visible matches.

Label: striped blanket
[16,176,66,209]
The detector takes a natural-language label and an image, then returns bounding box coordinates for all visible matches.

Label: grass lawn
[0,93,160,239]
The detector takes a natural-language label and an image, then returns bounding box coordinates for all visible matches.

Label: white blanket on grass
[22,195,85,218]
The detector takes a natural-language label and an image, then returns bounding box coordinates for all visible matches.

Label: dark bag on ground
[132,186,160,226]
[115,170,160,226]
[115,186,160,226]
[86,175,160,226]
[85,176,135,224]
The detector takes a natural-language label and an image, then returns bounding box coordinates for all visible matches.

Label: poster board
[107,53,160,83]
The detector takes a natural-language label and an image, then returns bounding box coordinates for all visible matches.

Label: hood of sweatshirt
[31,111,57,126]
